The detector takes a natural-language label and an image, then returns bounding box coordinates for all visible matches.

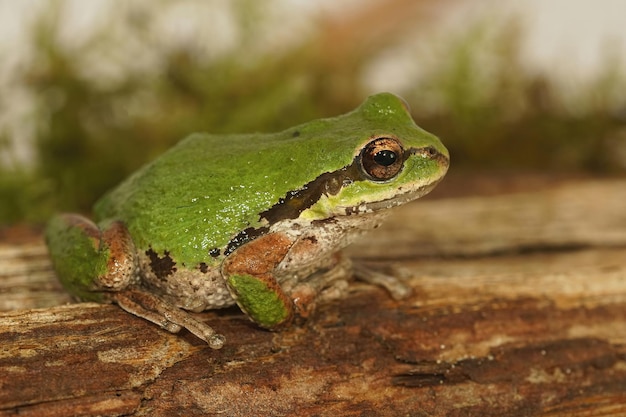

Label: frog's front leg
[46,214,224,349]
[222,232,297,329]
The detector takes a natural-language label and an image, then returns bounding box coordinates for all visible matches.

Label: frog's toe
[352,262,413,300]
[208,334,226,350]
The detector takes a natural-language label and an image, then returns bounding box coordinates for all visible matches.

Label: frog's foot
[112,289,225,349]
[286,256,351,319]
[288,278,349,323]
[352,262,412,300]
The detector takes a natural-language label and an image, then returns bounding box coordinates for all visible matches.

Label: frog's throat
[223,146,447,256]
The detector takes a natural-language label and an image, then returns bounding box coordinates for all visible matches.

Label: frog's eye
[359,137,404,181]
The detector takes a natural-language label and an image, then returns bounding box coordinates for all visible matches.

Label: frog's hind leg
[45,214,136,302]
[112,289,225,349]
[47,214,225,349]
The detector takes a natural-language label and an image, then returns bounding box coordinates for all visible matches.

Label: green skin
[45,93,449,348]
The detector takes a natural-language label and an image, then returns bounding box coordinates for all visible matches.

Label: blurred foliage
[0,0,625,225]
[406,20,626,173]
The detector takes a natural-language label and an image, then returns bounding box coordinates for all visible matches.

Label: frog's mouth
[339,177,444,215]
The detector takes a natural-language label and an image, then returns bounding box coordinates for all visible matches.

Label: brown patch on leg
[223,232,292,279]
[287,235,320,261]
[99,221,136,290]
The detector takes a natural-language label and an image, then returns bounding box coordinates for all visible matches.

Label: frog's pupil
[374,150,397,166]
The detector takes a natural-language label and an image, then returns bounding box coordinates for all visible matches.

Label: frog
[45,92,449,349]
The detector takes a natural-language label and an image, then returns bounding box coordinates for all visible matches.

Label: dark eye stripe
[224,139,444,254]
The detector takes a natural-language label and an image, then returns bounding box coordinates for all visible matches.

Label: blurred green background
[1,0,625,225]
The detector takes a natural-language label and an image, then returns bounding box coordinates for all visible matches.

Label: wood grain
[1,178,625,416]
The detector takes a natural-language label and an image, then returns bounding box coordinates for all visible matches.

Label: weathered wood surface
[1,178,625,416]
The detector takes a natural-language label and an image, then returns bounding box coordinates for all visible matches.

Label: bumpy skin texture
[45,93,450,347]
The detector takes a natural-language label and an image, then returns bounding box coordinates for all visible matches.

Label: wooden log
[1,178,625,416]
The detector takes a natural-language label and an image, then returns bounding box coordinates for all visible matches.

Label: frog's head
[261,93,449,223]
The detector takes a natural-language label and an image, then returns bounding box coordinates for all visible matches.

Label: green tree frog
[45,93,449,349]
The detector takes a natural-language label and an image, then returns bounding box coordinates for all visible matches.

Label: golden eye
[359,137,404,181]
